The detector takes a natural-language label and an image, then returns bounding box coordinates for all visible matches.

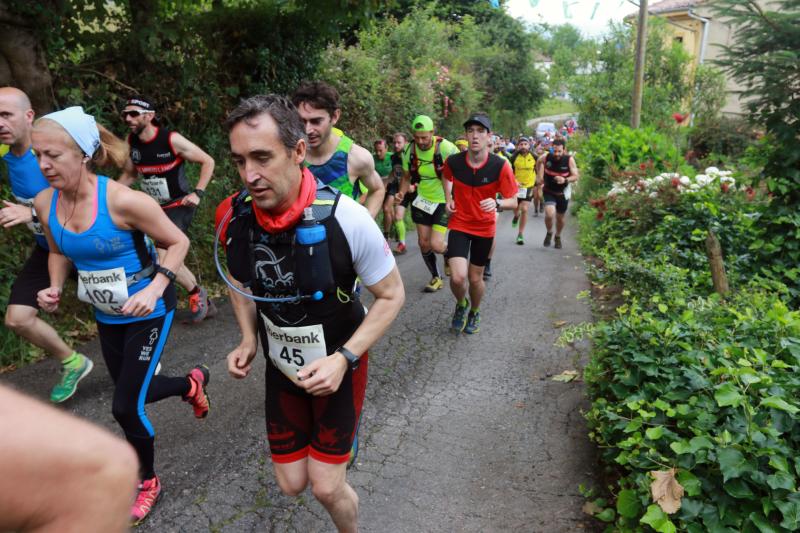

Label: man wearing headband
[119,96,216,324]
[395,114,459,293]
[444,113,517,334]
[291,81,385,218]
[0,86,93,403]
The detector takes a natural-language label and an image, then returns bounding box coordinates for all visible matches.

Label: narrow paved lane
[2,210,597,533]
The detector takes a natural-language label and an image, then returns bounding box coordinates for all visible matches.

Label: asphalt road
[2,209,598,533]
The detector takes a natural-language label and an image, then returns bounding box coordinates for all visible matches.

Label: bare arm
[225,276,260,379]
[116,156,138,187]
[110,183,190,316]
[32,189,72,312]
[567,156,580,183]
[348,144,384,218]
[297,266,405,395]
[170,133,215,206]
[535,154,546,186]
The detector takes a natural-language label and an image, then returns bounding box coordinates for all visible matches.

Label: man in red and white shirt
[443,113,517,334]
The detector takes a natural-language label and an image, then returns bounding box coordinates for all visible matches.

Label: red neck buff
[253,167,317,233]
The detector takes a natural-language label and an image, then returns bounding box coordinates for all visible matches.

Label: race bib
[77,267,129,315]
[262,314,328,384]
[13,195,44,236]
[140,176,171,203]
[412,195,439,215]
[516,187,528,199]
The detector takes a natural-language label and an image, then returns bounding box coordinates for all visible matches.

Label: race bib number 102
[77,267,129,315]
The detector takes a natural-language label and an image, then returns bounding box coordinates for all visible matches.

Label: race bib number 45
[140,176,171,203]
[262,314,327,384]
[77,267,129,315]
[412,195,439,215]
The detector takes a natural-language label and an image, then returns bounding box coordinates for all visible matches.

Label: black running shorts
[8,244,51,309]
[447,229,494,267]
[164,204,197,235]
[411,202,449,229]
[543,191,569,214]
[265,353,368,465]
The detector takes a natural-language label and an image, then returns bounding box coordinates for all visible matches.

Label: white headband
[42,106,100,157]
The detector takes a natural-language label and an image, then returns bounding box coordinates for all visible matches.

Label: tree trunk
[0,1,55,114]
[706,229,729,297]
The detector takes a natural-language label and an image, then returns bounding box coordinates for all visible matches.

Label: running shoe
[464,310,481,334]
[130,475,161,526]
[188,287,209,323]
[424,276,443,293]
[533,208,539,217]
[516,235,524,245]
[511,216,519,228]
[50,354,93,403]
[184,365,210,419]
[483,261,492,280]
[451,300,469,332]
[543,232,553,247]
[393,242,407,255]
[554,235,562,249]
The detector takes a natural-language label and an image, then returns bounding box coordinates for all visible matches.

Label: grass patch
[534,97,578,118]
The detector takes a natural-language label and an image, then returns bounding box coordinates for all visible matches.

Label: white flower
[705,166,720,174]
[689,183,701,190]
[649,191,658,198]
[680,176,691,186]
[695,174,711,186]
[720,176,736,185]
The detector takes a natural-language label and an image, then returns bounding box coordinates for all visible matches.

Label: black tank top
[543,154,572,194]
[129,127,190,205]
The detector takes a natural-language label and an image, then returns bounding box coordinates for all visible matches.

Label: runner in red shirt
[443,113,517,334]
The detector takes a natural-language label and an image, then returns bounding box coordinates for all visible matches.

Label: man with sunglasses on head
[119,96,216,323]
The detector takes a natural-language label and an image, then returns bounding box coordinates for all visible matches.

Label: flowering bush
[605,167,744,199]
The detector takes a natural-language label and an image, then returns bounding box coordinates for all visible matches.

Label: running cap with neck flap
[42,106,100,157]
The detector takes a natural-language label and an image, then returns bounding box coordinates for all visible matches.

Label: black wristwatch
[338,346,360,370]
[193,188,205,198]
[156,266,177,282]
[495,198,502,212]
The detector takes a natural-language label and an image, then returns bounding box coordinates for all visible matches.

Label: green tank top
[306,134,359,199]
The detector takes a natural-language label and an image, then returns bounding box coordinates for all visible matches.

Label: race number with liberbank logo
[77,267,129,315]
[261,314,327,384]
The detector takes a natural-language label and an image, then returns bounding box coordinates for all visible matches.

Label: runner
[455,138,468,152]
[389,132,410,254]
[291,81,384,217]
[218,94,404,533]
[444,113,517,334]
[119,96,216,323]
[0,86,93,403]
[395,115,459,292]
[373,138,394,240]
[509,136,537,244]
[537,138,579,249]
[32,107,210,526]
[0,384,138,533]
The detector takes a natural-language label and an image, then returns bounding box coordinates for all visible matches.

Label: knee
[468,271,484,286]
[111,400,139,428]
[450,271,467,287]
[418,237,431,250]
[277,476,307,497]
[5,306,36,332]
[520,203,529,214]
[431,239,446,254]
[310,477,344,507]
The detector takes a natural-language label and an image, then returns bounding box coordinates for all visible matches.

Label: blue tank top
[305,134,361,199]
[3,147,50,249]
[48,176,166,324]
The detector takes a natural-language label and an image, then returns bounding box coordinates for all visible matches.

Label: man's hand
[394,191,405,205]
[180,192,200,207]
[0,201,33,228]
[479,197,497,213]
[37,286,61,313]
[296,353,348,396]
[555,176,566,185]
[446,198,457,214]
[227,341,257,379]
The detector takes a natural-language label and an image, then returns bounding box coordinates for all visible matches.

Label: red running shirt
[443,151,518,238]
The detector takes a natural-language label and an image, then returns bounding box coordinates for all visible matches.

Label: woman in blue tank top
[30,106,211,526]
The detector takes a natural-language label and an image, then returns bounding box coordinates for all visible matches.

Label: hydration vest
[224,183,365,351]
[408,136,445,184]
[543,153,572,194]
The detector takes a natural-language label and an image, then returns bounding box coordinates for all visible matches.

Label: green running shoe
[511,216,519,228]
[516,234,524,245]
[464,310,481,335]
[451,300,469,333]
[51,354,93,403]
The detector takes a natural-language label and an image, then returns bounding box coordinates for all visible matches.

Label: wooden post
[706,229,729,296]
[631,0,649,129]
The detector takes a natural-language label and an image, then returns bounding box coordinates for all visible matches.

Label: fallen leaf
[514,402,525,409]
[552,370,578,382]
[650,468,684,514]
[553,320,568,328]
[582,501,602,516]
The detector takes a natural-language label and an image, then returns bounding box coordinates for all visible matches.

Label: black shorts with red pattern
[265,353,368,464]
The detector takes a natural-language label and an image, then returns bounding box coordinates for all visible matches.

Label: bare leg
[556,212,566,236]
[448,257,469,301]
[544,204,556,233]
[518,201,529,236]
[309,459,359,533]
[467,264,486,309]
[5,305,72,361]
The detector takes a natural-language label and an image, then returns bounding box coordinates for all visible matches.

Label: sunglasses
[121,110,154,118]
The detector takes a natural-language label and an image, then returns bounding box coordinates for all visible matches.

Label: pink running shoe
[130,475,161,526]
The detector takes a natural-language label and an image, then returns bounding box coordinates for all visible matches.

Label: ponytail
[93,124,129,170]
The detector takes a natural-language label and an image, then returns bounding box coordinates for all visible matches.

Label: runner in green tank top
[291,82,384,218]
